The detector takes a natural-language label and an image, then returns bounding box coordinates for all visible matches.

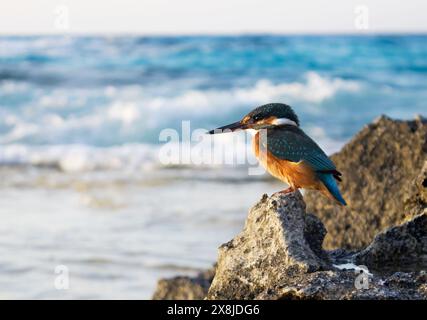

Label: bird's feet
[278,186,295,194]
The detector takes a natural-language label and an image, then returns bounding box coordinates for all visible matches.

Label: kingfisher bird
[208,103,346,205]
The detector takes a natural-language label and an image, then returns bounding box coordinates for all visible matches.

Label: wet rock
[304,116,427,250]
[152,268,215,300]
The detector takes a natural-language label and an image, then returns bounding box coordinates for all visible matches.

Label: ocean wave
[0,141,255,172]
[135,72,360,115]
[234,72,359,103]
[0,130,344,173]
[0,144,158,172]
[0,72,360,146]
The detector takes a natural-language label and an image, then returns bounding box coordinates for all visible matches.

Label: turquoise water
[0,35,426,299]
[1,35,426,151]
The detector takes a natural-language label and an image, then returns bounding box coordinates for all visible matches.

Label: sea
[0,35,426,298]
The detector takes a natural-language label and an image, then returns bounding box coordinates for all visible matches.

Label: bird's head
[208,103,299,134]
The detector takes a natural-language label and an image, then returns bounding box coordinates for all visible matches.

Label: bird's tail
[317,172,347,206]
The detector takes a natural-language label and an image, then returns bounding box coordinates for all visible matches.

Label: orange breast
[253,132,321,190]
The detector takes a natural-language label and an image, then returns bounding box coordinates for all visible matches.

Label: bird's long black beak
[207,121,248,134]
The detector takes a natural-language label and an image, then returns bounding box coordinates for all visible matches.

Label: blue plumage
[262,125,336,172]
[260,124,346,205]
[209,103,347,206]
[317,173,347,205]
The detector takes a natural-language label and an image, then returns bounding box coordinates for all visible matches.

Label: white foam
[107,102,140,124]
[141,72,360,123]
[333,263,373,276]
[234,72,359,103]
[0,144,159,172]
[0,129,345,173]
[0,72,351,160]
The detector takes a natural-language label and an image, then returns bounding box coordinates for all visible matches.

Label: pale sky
[0,0,426,35]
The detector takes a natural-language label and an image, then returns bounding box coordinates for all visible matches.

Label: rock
[207,192,330,300]
[304,116,427,250]
[404,161,427,218]
[153,191,427,300]
[206,192,427,300]
[258,271,427,300]
[152,268,215,300]
[354,212,427,268]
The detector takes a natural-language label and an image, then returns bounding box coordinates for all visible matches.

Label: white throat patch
[272,118,298,127]
[246,129,258,136]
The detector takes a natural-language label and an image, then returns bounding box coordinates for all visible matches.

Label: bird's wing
[260,126,338,173]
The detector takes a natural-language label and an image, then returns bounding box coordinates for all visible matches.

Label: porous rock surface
[304,116,427,250]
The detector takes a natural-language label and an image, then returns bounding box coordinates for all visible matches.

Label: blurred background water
[0,35,426,298]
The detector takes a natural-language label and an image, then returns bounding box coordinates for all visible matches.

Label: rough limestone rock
[152,192,427,300]
[404,160,427,218]
[152,268,215,300]
[206,192,330,300]
[206,192,427,300]
[354,212,427,268]
[304,116,427,250]
[257,270,427,300]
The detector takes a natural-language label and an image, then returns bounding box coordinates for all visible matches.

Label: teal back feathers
[260,125,346,206]
[262,126,337,173]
